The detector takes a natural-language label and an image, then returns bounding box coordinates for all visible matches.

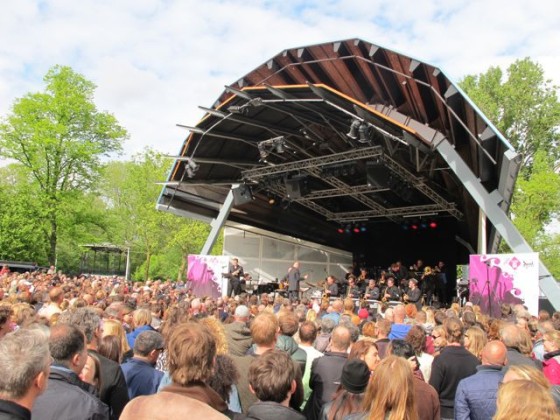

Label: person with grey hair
[224,304,252,356]
[59,307,129,419]
[314,317,335,353]
[32,323,109,419]
[0,329,51,420]
[120,330,164,398]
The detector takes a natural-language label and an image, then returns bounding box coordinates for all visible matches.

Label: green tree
[460,58,560,175]
[0,65,127,265]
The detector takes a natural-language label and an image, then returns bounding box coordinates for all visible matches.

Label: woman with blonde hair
[362,356,417,420]
[126,307,154,348]
[102,318,132,362]
[494,380,560,420]
[464,326,487,360]
[431,324,447,356]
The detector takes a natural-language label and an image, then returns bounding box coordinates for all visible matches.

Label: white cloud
[0,0,559,160]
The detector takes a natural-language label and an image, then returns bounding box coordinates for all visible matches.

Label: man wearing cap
[224,305,253,356]
[319,359,370,419]
[120,330,165,398]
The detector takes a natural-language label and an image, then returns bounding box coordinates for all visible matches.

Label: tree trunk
[144,251,151,281]
[48,217,57,266]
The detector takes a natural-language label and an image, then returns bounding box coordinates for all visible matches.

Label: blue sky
[1,0,558,159]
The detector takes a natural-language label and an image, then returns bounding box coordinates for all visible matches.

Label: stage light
[345,225,351,234]
[429,221,438,229]
[411,223,418,230]
[360,224,367,232]
[420,221,428,229]
[347,119,361,139]
[353,227,360,233]
[358,123,369,143]
[184,158,199,178]
[337,227,344,234]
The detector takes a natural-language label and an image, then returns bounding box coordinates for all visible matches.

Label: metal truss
[381,154,463,220]
[295,184,389,200]
[241,146,383,180]
[328,203,452,222]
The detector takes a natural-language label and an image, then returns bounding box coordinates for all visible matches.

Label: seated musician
[357,268,369,292]
[383,276,401,302]
[325,275,339,297]
[346,276,361,299]
[363,279,380,300]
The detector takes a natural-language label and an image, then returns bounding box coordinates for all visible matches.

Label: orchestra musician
[363,278,380,300]
[227,258,244,297]
[357,268,369,293]
[383,276,401,302]
[285,261,308,302]
[404,278,422,310]
[421,266,436,306]
[346,276,361,299]
[325,275,339,297]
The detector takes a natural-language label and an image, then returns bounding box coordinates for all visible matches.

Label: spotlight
[358,123,369,143]
[345,225,351,234]
[337,227,344,234]
[411,223,418,230]
[257,136,286,162]
[347,119,361,139]
[360,224,367,232]
[353,226,360,233]
[429,221,438,229]
[420,221,428,229]
[184,158,199,178]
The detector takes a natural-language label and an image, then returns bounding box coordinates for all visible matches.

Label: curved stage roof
[158,38,521,266]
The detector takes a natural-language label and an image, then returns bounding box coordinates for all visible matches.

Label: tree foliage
[0,65,128,264]
[460,58,560,175]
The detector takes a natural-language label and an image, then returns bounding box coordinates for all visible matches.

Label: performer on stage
[405,278,422,310]
[383,276,401,302]
[285,261,307,302]
[346,276,361,298]
[227,258,244,297]
[326,275,339,297]
[364,278,380,300]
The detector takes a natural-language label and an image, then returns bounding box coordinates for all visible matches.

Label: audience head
[250,312,279,347]
[330,325,352,352]
[0,329,50,404]
[494,380,559,420]
[404,325,427,356]
[58,307,101,346]
[363,355,417,420]
[431,325,447,349]
[464,326,487,359]
[299,321,318,345]
[480,340,507,366]
[278,311,299,337]
[543,329,560,353]
[167,322,216,385]
[248,350,297,404]
[443,317,463,344]
[349,340,379,371]
[99,335,122,363]
[133,330,164,362]
[49,323,88,374]
[320,317,336,335]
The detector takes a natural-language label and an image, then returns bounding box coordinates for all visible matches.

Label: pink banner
[469,253,538,316]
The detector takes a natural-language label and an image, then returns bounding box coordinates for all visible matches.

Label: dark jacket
[429,345,480,419]
[454,364,504,420]
[89,350,129,420]
[304,351,348,420]
[236,401,305,420]
[0,400,30,420]
[276,335,307,376]
[120,358,163,398]
[32,366,109,420]
[506,347,542,370]
[224,322,253,357]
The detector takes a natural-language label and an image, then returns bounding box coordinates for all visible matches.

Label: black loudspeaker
[366,161,391,188]
[232,184,253,206]
[285,179,302,199]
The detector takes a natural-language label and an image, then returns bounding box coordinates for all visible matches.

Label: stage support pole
[478,208,487,255]
[200,184,237,255]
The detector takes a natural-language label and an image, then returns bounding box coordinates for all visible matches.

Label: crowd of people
[0,262,559,419]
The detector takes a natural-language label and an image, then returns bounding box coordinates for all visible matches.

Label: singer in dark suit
[227,258,244,297]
